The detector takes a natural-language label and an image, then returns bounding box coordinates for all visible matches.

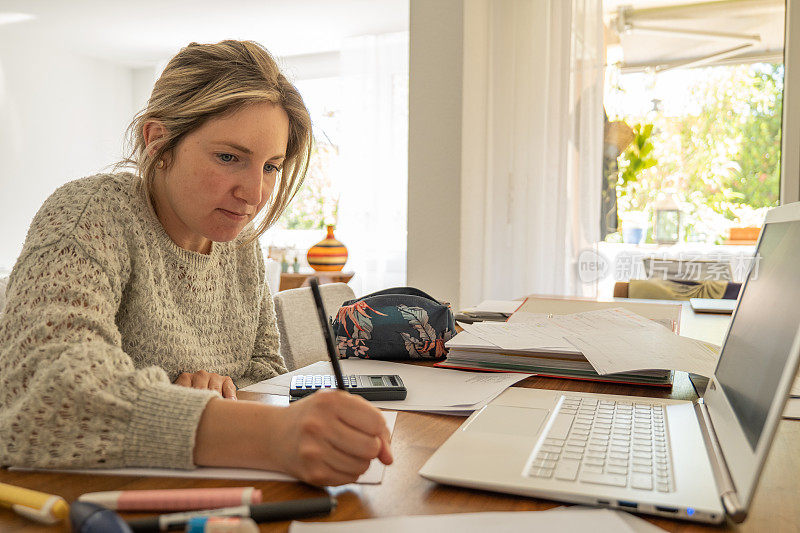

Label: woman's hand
[174,370,237,399]
[271,389,393,486]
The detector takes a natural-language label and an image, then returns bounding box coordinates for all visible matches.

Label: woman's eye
[264,163,279,174]
[217,153,236,163]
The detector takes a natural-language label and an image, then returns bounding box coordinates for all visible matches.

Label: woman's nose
[236,167,264,206]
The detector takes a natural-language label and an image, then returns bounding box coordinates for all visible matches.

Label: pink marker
[77,487,262,512]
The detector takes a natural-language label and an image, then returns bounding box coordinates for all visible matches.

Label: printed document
[560,308,720,376]
[242,358,528,412]
[459,308,719,377]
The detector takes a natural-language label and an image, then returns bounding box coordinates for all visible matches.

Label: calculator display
[370,376,384,386]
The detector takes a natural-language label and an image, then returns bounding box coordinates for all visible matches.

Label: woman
[0,40,392,486]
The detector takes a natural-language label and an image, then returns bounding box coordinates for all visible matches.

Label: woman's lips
[218,208,249,221]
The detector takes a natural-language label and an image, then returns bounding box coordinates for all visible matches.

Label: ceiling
[1,0,783,72]
[604,0,786,71]
[0,0,409,67]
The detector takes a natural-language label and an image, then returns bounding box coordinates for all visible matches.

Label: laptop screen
[714,220,800,450]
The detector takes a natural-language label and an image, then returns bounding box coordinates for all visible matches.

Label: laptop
[420,202,800,524]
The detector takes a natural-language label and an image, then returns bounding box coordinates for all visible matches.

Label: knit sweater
[0,173,286,470]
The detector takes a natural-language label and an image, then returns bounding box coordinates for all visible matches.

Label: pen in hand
[308,277,347,392]
[308,277,394,468]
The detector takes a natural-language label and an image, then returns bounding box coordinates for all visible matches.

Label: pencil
[308,277,347,391]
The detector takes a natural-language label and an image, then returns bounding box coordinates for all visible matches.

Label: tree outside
[605,63,783,244]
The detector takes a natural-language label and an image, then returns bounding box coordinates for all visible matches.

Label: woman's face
[147,102,290,253]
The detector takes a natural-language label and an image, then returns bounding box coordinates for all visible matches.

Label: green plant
[617,123,658,197]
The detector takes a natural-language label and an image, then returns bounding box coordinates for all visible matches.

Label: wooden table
[2,305,797,532]
[278,272,355,292]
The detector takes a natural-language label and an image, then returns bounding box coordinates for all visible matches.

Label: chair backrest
[273,282,356,371]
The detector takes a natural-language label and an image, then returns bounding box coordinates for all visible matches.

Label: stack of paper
[242,359,528,415]
[440,312,674,386]
[559,308,719,377]
[439,306,719,385]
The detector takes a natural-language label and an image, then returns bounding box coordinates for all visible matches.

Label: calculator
[289,374,407,401]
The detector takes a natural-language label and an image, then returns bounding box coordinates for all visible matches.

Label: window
[262,33,409,296]
[605,62,783,244]
[597,1,785,295]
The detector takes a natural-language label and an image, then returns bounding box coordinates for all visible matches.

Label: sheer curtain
[460,0,604,306]
[335,32,409,296]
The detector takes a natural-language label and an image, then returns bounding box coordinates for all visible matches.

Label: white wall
[407,0,464,308]
[132,66,158,117]
[0,25,135,273]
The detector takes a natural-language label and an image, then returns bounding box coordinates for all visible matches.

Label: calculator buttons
[291,374,359,389]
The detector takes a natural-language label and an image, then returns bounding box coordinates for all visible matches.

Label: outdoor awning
[605,0,786,72]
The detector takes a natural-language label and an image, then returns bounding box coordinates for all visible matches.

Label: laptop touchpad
[463,405,549,437]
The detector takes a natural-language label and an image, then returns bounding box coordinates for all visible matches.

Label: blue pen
[70,501,133,533]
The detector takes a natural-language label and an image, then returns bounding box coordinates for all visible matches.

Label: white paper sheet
[242,359,528,411]
[12,412,396,484]
[561,308,720,376]
[288,508,657,533]
[784,398,800,420]
[545,506,668,533]
[459,321,577,352]
[511,297,682,333]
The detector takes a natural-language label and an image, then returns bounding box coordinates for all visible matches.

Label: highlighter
[78,487,262,512]
[186,516,259,532]
[0,481,69,524]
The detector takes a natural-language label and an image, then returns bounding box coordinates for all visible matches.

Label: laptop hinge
[694,398,747,523]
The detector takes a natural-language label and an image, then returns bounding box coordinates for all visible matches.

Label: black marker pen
[126,496,335,532]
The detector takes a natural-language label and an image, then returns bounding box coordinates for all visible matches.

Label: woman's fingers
[222,377,237,400]
[174,373,192,388]
[326,417,382,461]
[174,371,237,399]
[190,371,211,391]
[318,440,373,478]
[335,395,394,465]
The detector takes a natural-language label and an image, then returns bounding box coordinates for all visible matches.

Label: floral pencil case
[332,287,456,360]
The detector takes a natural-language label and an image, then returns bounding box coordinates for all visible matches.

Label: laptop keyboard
[527,396,674,493]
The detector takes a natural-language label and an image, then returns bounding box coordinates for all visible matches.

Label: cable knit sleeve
[237,249,287,389]
[0,187,217,469]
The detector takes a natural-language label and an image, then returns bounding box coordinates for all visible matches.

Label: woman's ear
[142,121,167,158]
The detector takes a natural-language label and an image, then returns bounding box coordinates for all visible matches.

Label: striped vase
[307,225,348,272]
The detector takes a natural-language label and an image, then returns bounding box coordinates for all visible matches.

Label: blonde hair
[119,40,312,242]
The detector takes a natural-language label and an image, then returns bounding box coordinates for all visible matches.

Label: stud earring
[156,159,165,169]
